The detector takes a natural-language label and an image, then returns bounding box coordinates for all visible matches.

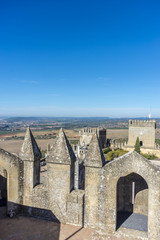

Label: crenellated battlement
[79,127,106,148]
[80,128,97,135]
[1,127,160,239]
[128,119,156,149]
[129,119,156,128]
[79,127,106,135]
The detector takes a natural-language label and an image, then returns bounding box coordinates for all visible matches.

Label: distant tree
[103,148,112,154]
[106,151,115,161]
[134,137,140,154]
[141,153,158,160]
[106,149,128,161]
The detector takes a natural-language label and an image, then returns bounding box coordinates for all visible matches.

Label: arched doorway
[116,172,148,232]
[0,167,7,217]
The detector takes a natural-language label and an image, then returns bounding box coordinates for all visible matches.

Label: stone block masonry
[0,127,160,240]
[127,120,156,149]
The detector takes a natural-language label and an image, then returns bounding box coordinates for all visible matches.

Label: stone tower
[19,127,42,193]
[79,127,106,148]
[84,133,105,228]
[127,120,156,149]
[47,128,76,222]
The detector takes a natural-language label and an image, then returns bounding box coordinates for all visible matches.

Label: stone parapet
[129,120,156,128]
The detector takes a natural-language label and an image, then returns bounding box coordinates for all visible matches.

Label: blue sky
[0,0,160,117]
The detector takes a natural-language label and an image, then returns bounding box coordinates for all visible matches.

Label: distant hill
[4,116,160,124]
[5,117,49,122]
[5,116,111,123]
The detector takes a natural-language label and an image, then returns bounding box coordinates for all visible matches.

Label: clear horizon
[1,108,160,119]
[0,1,160,117]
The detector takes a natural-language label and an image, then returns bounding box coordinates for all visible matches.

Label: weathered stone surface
[85,133,105,168]
[19,127,42,161]
[79,127,106,148]
[0,148,23,215]
[127,120,156,149]
[1,128,160,240]
[19,128,41,190]
[47,128,76,164]
[66,190,84,225]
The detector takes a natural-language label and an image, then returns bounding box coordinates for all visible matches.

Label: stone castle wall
[1,128,160,240]
[124,146,160,158]
[79,127,106,148]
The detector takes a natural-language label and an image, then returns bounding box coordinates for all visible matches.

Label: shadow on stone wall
[18,204,60,222]
[2,202,61,240]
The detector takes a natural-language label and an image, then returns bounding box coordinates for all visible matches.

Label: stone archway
[102,151,160,239]
[116,172,148,231]
[0,149,23,216]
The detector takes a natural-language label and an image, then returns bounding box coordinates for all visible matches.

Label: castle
[127,120,156,149]
[72,127,106,160]
[0,127,160,240]
[109,120,160,159]
[79,127,106,148]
